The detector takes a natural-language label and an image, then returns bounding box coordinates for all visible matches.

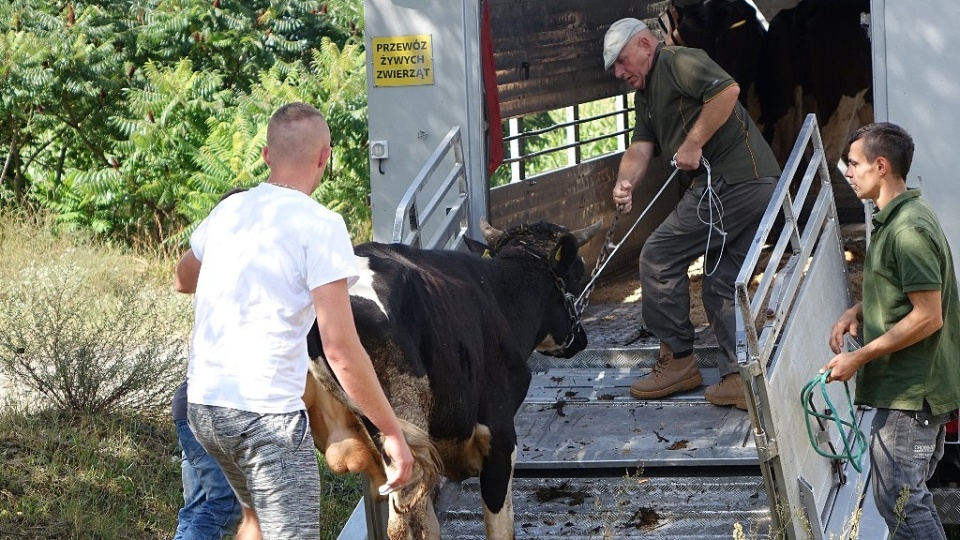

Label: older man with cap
[604,18,781,409]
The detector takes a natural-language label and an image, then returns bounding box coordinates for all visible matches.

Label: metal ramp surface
[437,475,769,539]
[433,345,769,538]
[516,365,756,469]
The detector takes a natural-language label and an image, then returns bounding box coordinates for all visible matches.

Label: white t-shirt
[187,183,358,413]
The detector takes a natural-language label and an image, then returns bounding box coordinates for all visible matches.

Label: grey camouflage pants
[188,403,321,540]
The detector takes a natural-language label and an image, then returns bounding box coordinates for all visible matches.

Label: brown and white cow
[663,0,873,209]
[755,0,873,177]
[304,220,601,540]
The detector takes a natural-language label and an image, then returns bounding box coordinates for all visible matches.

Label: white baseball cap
[603,18,648,70]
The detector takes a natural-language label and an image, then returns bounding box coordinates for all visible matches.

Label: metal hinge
[753,429,779,462]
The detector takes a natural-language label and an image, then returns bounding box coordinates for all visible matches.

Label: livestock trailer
[341,0,960,538]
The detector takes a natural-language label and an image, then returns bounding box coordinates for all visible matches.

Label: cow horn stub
[570,219,603,247]
[479,218,504,247]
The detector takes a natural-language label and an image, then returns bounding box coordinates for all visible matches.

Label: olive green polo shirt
[857,189,960,415]
[632,44,781,186]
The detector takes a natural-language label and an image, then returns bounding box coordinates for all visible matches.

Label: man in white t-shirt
[174,102,413,540]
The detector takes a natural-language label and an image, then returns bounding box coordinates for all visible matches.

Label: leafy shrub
[0,213,191,413]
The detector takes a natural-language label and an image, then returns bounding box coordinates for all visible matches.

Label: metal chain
[574,165,684,316]
[573,209,622,317]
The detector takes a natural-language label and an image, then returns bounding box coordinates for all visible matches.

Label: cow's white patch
[349,256,388,318]
[482,446,517,540]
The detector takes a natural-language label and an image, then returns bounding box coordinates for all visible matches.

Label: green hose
[800,370,867,473]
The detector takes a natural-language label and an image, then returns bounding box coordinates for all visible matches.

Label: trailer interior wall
[486,0,849,272]
[488,0,676,271]
[870,0,960,271]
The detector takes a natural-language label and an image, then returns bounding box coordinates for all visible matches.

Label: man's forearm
[618,141,654,189]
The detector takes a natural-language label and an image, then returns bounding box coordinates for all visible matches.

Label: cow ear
[550,234,579,272]
[463,237,492,257]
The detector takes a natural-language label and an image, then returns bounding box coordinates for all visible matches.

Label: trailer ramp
[435,349,769,539]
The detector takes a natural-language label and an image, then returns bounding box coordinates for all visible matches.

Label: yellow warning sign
[371,35,434,87]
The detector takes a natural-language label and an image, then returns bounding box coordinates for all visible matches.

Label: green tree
[1,0,372,247]
[182,37,371,243]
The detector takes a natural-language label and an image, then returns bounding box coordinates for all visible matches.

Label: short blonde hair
[266,103,331,166]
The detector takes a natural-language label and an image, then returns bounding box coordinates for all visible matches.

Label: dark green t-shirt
[632,44,781,186]
[857,189,960,415]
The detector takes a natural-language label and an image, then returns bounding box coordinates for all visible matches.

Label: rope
[695,157,727,277]
[576,155,726,310]
[575,166,681,311]
[800,370,867,473]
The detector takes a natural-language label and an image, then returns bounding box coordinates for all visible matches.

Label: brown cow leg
[303,371,388,488]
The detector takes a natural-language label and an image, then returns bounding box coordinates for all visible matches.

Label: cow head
[479,219,602,358]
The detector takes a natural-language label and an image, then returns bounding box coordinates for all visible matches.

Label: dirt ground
[582,223,866,345]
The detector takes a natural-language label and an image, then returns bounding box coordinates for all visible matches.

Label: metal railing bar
[500,129,633,164]
[411,165,465,240]
[414,200,467,250]
[757,188,834,364]
[501,107,630,142]
[737,114,821,360]
[736,116,815,291]
[790,149,824,218]
[747,222,797,325]
[393,127,462,243]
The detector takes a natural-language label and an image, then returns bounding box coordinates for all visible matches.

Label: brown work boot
[705,374,748,410]
[630,344,703,399]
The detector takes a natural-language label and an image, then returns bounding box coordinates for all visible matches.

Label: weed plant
[0,212,190,413]
[0,407,362,539]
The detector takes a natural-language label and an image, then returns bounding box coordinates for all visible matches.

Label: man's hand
[829,305,861,354]
[378,433,415,495]
[612,141,655,214]
[613,179,635,213]
[820,350,862,383]
[674,142,703,171]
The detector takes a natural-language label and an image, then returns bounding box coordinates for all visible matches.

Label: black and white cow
[303,220,601,539]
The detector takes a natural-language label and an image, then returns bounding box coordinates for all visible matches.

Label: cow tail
[309,358,443,513]
[384,419,443,514]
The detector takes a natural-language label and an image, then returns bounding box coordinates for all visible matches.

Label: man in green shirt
[822,122,960,539]
[602,18,781,409]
